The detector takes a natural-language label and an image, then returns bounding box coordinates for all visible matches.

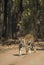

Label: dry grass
[0,44,18,53]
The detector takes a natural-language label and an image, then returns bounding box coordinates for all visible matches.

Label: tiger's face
[24,34,35,45]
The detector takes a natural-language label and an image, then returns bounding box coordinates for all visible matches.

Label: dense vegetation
[0,0,44,40]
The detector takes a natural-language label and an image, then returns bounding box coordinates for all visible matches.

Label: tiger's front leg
[19,44,22,55]
[28,46,32,54]
[19,48,22,55]
[25,45,29,55]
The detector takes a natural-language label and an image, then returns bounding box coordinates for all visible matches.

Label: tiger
[18,34,36,55]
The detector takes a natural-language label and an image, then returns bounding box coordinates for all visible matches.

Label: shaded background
[0,0,44,40]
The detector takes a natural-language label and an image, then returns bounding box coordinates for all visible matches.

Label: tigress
[18,34,36,55]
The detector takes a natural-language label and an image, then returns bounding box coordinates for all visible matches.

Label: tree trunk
[2,0,8,38]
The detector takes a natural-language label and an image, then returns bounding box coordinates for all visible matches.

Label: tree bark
[2,0,8,38]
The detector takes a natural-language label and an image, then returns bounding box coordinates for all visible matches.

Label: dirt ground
[0,45,44,65]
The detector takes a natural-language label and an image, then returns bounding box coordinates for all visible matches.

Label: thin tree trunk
[2,0,8,38]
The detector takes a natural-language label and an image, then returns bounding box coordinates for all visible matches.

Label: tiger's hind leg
[31,43,36,52]
[33,46,36,52]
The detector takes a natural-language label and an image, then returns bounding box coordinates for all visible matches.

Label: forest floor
[0,41,44,65]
